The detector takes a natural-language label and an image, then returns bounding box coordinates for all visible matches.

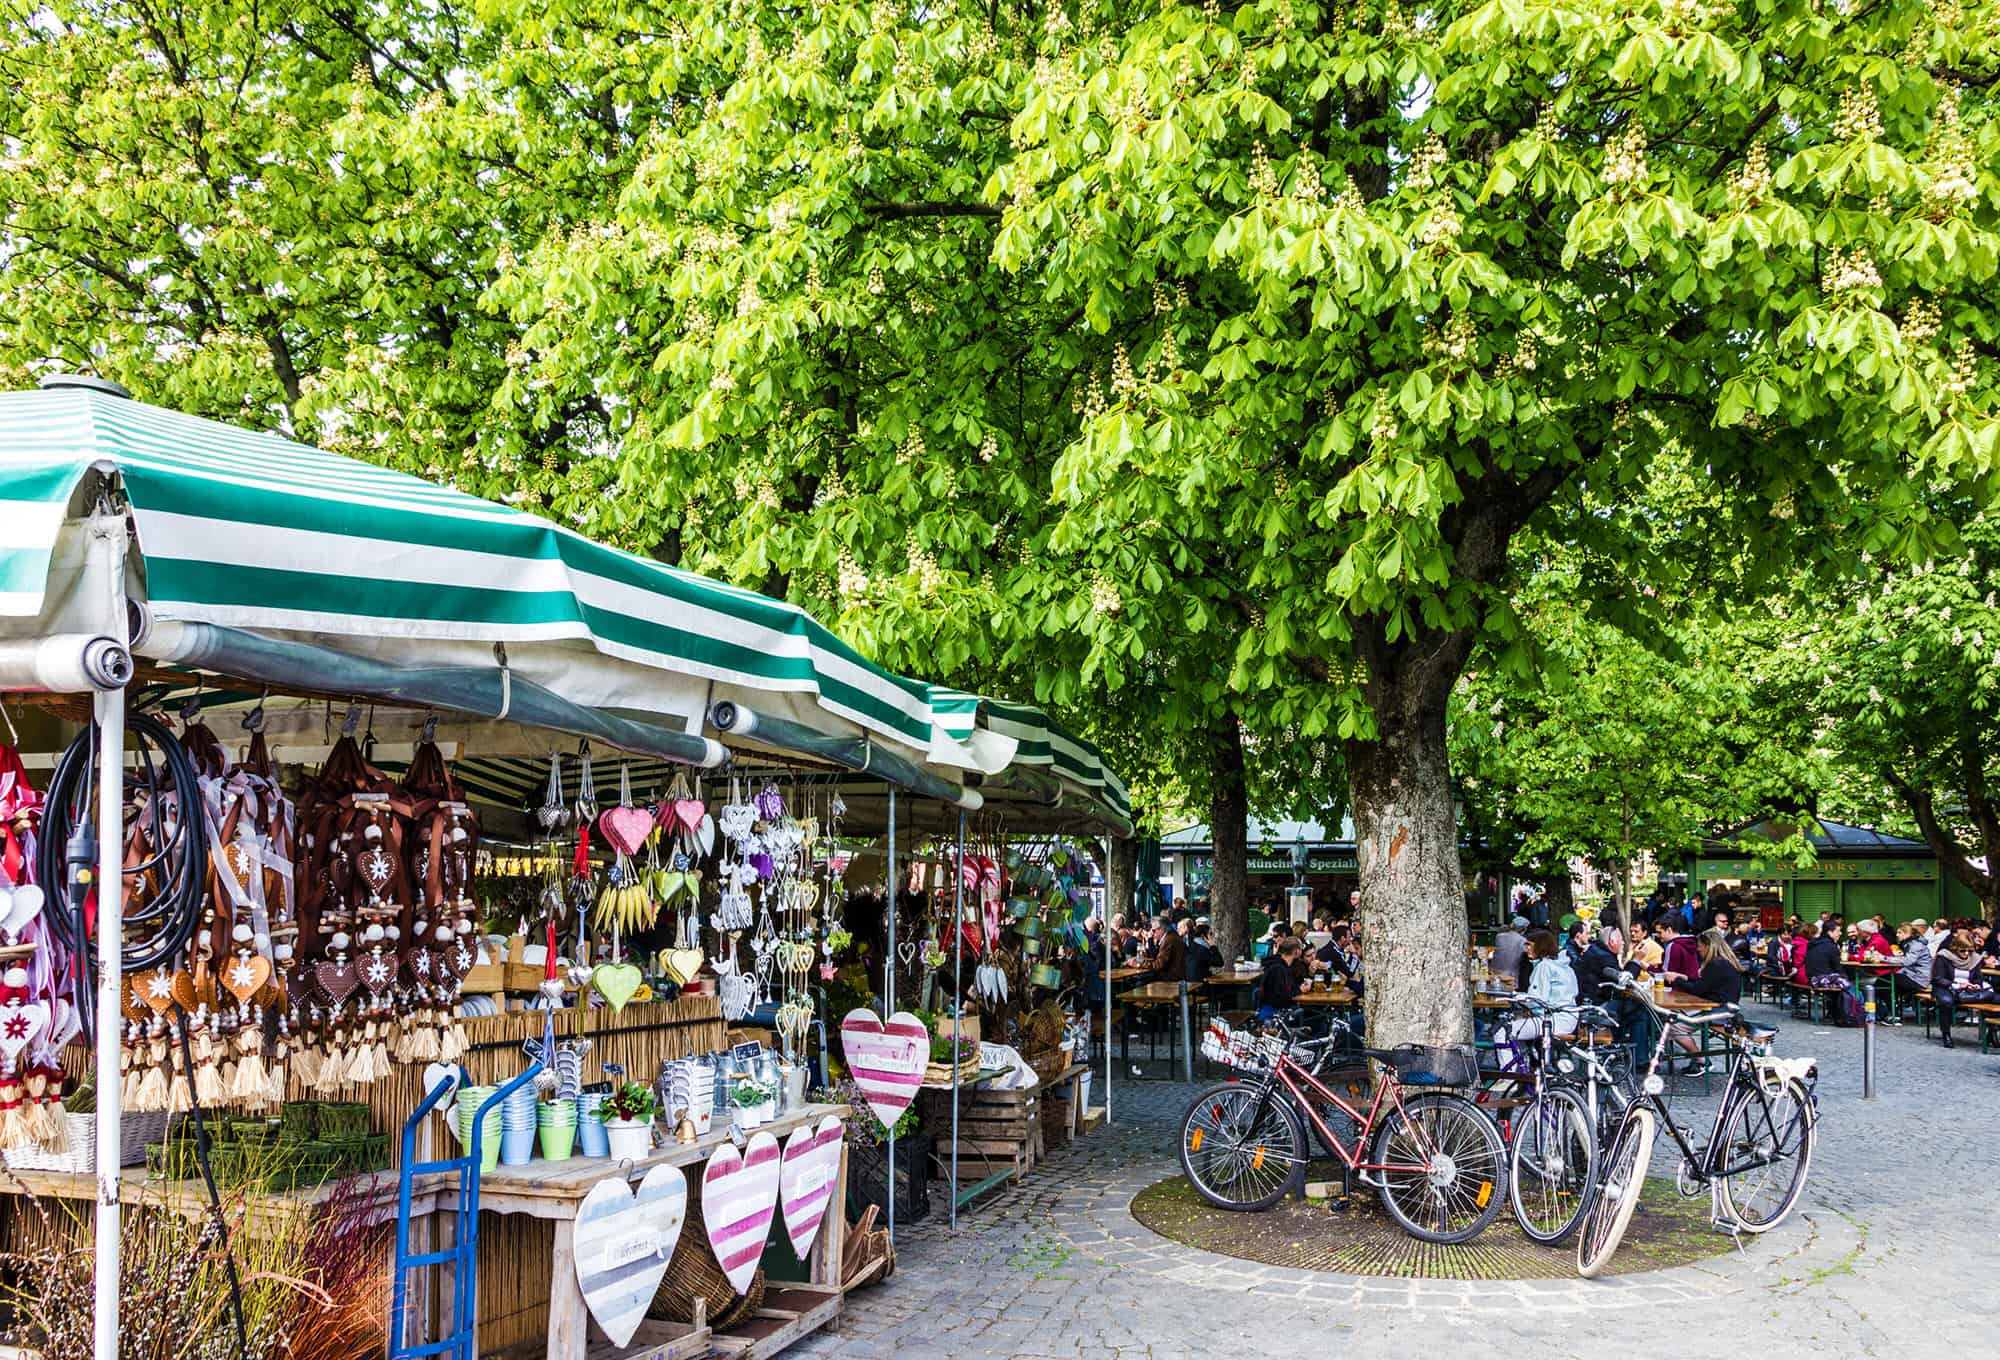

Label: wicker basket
[922,1053,980,1086]
[650,1177,768,1329]
[4,1110,169,1174]
[1027,1048,1070,1086]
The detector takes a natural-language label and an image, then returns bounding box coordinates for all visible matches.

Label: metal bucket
[1029,963,1063,990]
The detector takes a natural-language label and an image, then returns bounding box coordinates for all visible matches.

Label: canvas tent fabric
[0,383,1128,827]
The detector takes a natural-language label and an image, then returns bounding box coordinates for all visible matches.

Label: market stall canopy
[0,379,1130,833]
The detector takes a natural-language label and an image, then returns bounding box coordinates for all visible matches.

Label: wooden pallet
[706,1283,842,1360]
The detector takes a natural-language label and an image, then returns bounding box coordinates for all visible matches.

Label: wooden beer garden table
[1844,957,1907,1023]
[1117,982,1196,1080]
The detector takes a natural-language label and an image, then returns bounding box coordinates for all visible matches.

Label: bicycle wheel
[1369,1092,1508,1245]
[1508,1087,1600,1245]
[1179,1082,1307,1211]
[1576,1105,1654,1278]
[1715,1079,1815,1233]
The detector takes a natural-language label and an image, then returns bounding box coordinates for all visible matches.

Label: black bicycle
[1575,975,1818,1277]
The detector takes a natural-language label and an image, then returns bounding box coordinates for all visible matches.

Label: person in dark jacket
[1256,940,1303,1020]
[1801,922,1842,983]
[1186,922,1221,982]
[1661,928,1745,1074]
[1574,926,1637,1002]
[1315,923,1364,995]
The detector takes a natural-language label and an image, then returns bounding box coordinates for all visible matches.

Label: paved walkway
[798,1000,2000,1358]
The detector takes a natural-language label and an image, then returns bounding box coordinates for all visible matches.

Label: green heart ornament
[593,962,644,1013]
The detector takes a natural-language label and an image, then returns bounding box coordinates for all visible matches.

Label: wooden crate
[707,1283,842,1360]
[918,1084,1038,1187]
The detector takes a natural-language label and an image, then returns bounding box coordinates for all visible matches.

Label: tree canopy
[7,0,2000,1041]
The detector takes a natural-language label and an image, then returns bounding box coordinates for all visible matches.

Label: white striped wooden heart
[780,1116,844,1256]
[702,1130,781,1294]
[839,1008,927,1128]
[571,1163,687,1348]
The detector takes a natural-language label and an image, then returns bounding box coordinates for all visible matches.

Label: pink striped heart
[840,1008,928,1129]
[701,1131,781,1294]
[780,1116,845,1256]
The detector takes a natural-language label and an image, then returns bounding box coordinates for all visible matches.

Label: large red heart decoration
[839,1008,928,1128]
[598,805,657,858]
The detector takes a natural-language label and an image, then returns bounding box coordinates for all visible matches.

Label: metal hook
[242,689,268,735]
[0,700,16,746]
[179,682,204,726]
[341,702,362,737]
[421,713,439,745]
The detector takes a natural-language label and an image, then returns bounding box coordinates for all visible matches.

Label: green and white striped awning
[929,688,1129,819]
[0,382,1129,826]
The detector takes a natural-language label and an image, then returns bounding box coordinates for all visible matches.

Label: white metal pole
[1104,857,1112,1127]
[950,810,963,1230]
[884,783,896,1245]
[90,516,128,1360]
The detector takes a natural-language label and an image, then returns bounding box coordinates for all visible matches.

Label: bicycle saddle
[1736,1019,1780,1044]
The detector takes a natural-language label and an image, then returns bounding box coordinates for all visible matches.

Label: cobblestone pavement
[795,1001,2000,1359]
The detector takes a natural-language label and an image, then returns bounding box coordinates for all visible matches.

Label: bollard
[1862,998,1876,1100]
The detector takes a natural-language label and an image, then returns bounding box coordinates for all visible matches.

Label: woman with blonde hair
[1659,928,1746,1075]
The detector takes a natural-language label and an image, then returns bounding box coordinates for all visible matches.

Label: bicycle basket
[1200,1019,1281,1073]
[1381,1043,1480,1088]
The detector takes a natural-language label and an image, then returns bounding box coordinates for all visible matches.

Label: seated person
[1186,921,1221,982]
[1256,939,1303,1021]
[1314,923,1364,995]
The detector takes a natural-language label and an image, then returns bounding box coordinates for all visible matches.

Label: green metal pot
[1029,963,1063,990]
[1020,915,1044,939]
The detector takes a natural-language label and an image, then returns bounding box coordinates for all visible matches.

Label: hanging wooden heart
[838,1008,927,1127]
[671,799,706,835]
[573,1164,688,1347]
[661,948,705,986]
[0,999,50,1064]
[169,970,200,1014]
[1,883,43,937]
[135,968,178,1016]
[779,1115,844,1256]
[598,805,657,859]
[701,1132,781,1294]
[592,962,643,1013]
[314,960,359,1006]
[695,814,716,857]
[222,954,273,1005]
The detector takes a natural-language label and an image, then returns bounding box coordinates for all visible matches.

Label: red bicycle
[1183,1014,1507,1244]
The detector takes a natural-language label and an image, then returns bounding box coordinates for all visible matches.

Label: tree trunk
[1347,690,1469,1050]
[1210,712,1251,964]
[1103,836,1136,928]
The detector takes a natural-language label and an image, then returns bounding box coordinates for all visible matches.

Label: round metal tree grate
[1130,1173,1735,1280]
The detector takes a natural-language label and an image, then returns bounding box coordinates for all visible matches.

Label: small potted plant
[730,1077,776,1131]
[593,1080,658,1160]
